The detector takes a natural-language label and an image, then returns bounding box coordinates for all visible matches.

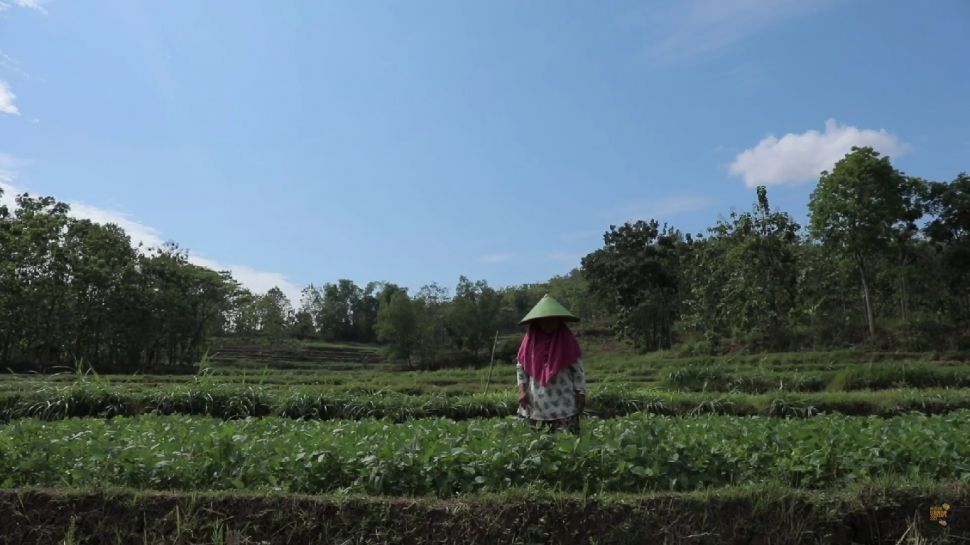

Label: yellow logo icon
[930,504,951,527]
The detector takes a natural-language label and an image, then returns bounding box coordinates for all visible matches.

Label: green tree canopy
[807,146,923,340]
[582,219,686,350]
[375,289,419,366]
[686,186,801,350]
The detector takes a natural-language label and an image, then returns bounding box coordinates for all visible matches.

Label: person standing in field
[516,294,587,434]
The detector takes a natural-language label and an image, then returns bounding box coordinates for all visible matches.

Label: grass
[827,362,970,391]
[6,349,970,396]
[5,481,968,545]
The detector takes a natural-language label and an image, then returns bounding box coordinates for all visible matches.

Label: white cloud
[0,81,19,115]
[0,151,22,172]
[187,256,302,305]
[0,186,15,211]
[641,0,833,63]
[0,154,302,303]
[0,153,26,203]
[68,201,167,249]
[729,119,908,187]
[12,0,46,14]
[0,51,30,79]
[478,253,512,264]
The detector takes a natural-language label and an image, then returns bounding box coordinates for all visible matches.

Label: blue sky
[1,1,968,303]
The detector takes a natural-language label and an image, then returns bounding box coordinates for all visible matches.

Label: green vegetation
[4,349,970,421]
[0,192,236,369]
[7,381,970,421]
[4,154,969,374]
[3,412,970,496]
[584,156,970,353]
[1,348,968,543]
[4,152,970,543]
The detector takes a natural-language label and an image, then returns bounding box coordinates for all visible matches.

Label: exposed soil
[1,483,968,544]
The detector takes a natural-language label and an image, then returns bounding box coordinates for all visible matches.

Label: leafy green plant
[4,411,968,496]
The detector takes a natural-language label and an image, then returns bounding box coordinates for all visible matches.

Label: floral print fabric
[516,358,586,421]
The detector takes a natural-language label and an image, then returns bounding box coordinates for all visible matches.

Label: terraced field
[3,345,970,543]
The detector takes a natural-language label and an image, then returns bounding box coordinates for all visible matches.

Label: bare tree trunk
[897,246,910,323]
[963,293,970,334]
[857,255,876,340]
[93,314,102,366]
[899,273,909,323]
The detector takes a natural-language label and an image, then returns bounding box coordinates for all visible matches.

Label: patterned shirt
[516,358,587,421]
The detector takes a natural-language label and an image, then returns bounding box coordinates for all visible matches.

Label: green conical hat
[520,294,579,324]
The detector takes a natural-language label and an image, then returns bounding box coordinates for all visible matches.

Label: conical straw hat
[520,294,579,324]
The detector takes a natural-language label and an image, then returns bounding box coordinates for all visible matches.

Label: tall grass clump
[827,363,970,391]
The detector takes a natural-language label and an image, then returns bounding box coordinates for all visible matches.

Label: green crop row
[6,379,970,422]
[6,351,970,395]
[8,363,966,396]
[4,382,970,422]
[2,411,970,497]
[660,362,970,393]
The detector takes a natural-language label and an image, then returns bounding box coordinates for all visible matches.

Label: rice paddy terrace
[206,338,385,370]
[2,341,970,544]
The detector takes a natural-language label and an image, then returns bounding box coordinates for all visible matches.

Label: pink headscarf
[517,322,582,386]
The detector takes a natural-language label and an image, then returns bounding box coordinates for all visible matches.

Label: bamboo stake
[483,330,500,394]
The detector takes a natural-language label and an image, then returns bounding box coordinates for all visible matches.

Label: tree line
[2,146,967,371]
[0,192,236,369]
[583,147,970,353]
[0,188,597,370]
[211,147,970,362]
[223,273,599,367]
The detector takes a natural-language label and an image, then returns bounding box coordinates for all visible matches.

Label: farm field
[3,345,970,543]
[6,1,969,542]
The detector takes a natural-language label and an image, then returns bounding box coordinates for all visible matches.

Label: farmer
[516,294,587,434]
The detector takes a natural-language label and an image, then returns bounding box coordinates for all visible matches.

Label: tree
[582,220,686,350]
[137,245,237,366]
[548,269,606,322]
[498,284,547,330]
[375,290,419,366]
[290,310,316,339]
[413,282,450,365]
[925,173,970,329]
[685,187,801,350]
[5,193,72,366]
[0,188,245,369]
[808,147,922,340]
[257,287,294,340]
[62,219,138,364]
[0,187,17,363]
[352,282,384,343]
[317,279,363,341]
[446,276,501,359]
[225,287,260,336]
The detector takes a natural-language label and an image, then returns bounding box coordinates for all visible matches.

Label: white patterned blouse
[515,358,587,421]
